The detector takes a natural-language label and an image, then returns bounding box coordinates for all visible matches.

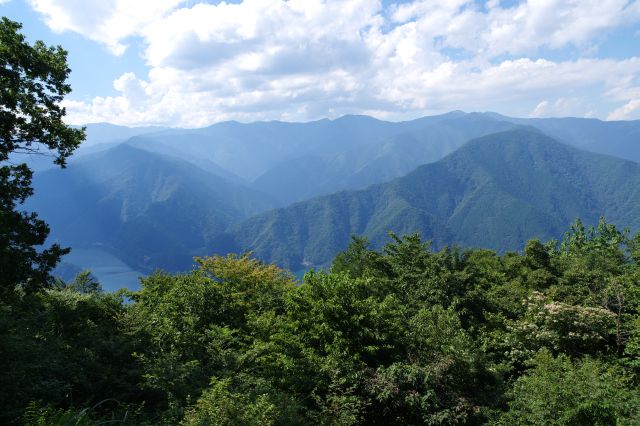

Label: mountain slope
[127,115,399,181]
[250,113,517,205]
[490,114,640,162]
[10,123,169,173]
[79,123,169,147]
[27,144,275,272]
[124,113,640,208]
[220,129,640,270]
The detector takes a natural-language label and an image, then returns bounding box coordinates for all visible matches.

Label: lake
[62,247,144,292]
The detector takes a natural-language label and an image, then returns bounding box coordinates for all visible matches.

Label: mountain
[219,129,640,271]
[115,113,640,207]
[123,113,517,206]
[23,113,640,278]
[125,135,248,185]
[251,113,518,205]
[10,123,169,173]
[27,143,275,272]
[126,115,400,181]
[79,122,169,147]
[495,115,640,163]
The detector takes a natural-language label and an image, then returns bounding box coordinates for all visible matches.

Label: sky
[2,0,640,127]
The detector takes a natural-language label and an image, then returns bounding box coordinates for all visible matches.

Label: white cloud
[529,98,592,118]
[480,0,640,56]
[608,99,640,120]
[29,0,640,125]
[390,0,640,58]
[27,0,183,55]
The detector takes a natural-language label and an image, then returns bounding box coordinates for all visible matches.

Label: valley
[24,113,640,285]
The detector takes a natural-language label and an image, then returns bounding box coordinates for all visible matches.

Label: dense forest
[3,219,640,424]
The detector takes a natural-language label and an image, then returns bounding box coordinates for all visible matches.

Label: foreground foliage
[0,17,85,298]
[2,218,640,424]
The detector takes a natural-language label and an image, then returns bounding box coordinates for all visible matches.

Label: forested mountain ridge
[24,113,640,277]
[27,143,276,271]
[249,113,519,204]
[496,114,640,162]
[126,115,399,181]
[220,128,640,270]
[85,113,640,206]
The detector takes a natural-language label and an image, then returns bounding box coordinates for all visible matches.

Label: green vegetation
[2,218,640,424]
[0,17,84,297]
[224,128,640,271]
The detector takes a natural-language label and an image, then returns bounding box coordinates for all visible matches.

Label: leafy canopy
[0,17,85,297]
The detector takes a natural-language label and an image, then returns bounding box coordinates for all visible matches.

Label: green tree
[504,291,616,364]
[0,17,85,297]
[56,270,102,294]
[330,235,390,278]
[496,350,639,425]
[125,254,297,418]
[0,288,142,422]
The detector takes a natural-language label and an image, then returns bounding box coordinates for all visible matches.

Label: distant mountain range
[220,128,640,270]
[96,112,640,206]
[23,112,640,279]
[12,122,168,173]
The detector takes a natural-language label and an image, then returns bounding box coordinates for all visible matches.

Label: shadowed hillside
[28,144,276,271]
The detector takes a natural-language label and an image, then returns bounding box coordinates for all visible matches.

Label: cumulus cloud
[529,98,596,118]
[608,99,640,120]
[27,0,183,55]
[390,0,640,57]
[29,0,640,125]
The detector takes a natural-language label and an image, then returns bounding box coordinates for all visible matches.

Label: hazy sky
[2,0,640,127]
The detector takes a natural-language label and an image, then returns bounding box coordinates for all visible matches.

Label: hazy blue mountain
[219,129,640,271]
[27,143,275,272]
[79,122,169,147]
[126,115,400,181]
[252,113,518,205]
[23,113,640,279]
[491,114,640,162]
[126,135,248,184]
[10,123,169,172]
[118,113,640,207]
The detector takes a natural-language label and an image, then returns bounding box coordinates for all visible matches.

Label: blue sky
[2,0,639,127]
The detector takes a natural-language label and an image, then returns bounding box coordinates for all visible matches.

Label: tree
[496,350,640,425]
[0,17,85,297]
[330,235,389,278]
